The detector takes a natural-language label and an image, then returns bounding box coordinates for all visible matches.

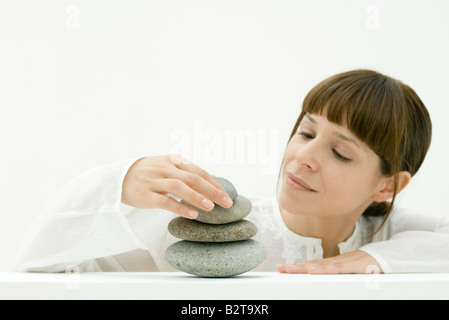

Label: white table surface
[1,272,449,300]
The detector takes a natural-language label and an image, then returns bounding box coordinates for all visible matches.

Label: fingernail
[276,264,286,272]
[201,199,214,210]
[187,209,198,219]
[222,196,233,207]
[284,264,301,273]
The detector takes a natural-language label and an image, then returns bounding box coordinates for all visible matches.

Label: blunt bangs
[298,70,408,173]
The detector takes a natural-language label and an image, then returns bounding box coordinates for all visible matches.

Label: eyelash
[297,132,352,163]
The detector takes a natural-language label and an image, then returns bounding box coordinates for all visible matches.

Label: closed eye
[333,149,352,163]
[298,131,352,163]
[298,132,314,139]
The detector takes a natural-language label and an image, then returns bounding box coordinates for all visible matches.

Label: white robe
[13,158,449,273]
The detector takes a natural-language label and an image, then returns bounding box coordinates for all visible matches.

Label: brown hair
[279,69,432,227]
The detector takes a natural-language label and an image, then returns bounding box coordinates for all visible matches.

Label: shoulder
[360,206,449,240]
[386,207,449,232]
[246,195,277,210]
[246,195,278,218]
[245,195,284,233]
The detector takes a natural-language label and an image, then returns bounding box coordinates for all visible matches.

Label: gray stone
[165,239,266,277]
[181,195,252,224]
[168,217,257,242]
[214,177,238,201]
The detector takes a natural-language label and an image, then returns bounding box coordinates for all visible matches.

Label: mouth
[286,172,317,192]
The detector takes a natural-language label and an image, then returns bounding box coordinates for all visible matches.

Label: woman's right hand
[121,155,234,219]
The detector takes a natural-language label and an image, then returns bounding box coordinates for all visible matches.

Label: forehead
[302,113,377,156]
[302,112,353,136]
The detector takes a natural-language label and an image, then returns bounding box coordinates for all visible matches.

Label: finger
[280,261,325,274]
[284,264,310,274]
[154,178,216,211]
[286,260,351,274]
[149,193,199,219]
[278,252,374,275]
[169,154,192,166]
[168,169,233,208]
[276,264,288,273]
[169,155,228,193]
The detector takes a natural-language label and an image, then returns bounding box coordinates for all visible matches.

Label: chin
[278,184,324,217]
[279,186,307,215]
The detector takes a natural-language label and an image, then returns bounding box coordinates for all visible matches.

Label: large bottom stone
[165,239,266,278]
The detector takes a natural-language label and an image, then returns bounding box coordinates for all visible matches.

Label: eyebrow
[333,132,360,148]
[304,113,316,124]
[304,113,360,149]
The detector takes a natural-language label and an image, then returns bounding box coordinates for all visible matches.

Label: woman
[14,69,449,274]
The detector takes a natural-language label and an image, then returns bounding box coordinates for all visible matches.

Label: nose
[294,139,320,172]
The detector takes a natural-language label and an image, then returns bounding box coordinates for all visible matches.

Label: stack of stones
[165,177,266,277]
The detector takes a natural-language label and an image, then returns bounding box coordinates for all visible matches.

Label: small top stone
[181,194,252,224]
[214,177,238,201]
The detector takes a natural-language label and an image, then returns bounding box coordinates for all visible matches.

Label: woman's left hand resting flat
[276,250,382,274]
[121,155,233,219]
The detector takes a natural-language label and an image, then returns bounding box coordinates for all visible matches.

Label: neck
[279,207,358,258]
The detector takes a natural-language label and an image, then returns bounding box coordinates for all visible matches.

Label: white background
[1,0,448,271]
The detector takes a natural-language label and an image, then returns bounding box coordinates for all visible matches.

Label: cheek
[282,141,296,170]
[323,165,379,207]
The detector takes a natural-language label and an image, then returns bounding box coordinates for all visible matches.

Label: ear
[372,171,412,202]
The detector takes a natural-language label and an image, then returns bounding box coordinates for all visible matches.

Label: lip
[286,172,317,192]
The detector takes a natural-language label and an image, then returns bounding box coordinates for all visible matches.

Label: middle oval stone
[168,217,257,242]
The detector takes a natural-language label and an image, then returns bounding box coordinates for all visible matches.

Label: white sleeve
[13,157,162,272]
[359,210,449,273]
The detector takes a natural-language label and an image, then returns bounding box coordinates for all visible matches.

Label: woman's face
[279,112,388,219]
